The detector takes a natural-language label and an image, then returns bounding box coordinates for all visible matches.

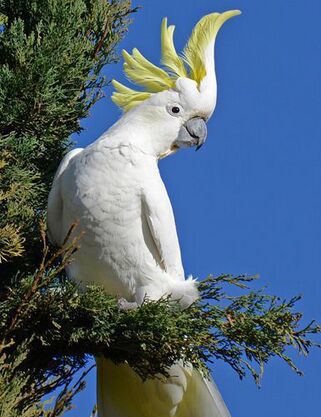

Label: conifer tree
[0,1,319,416]
[0,0,134,281]
[0,1,135,415]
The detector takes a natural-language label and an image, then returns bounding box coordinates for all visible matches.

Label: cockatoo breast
[59,139,173,300]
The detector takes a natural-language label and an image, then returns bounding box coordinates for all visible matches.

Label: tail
[96,358,231,417]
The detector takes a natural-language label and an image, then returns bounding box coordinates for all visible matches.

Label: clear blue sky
[68,1,321,415]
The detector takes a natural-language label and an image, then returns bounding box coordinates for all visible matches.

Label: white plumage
[47,10,239,417]
[48,125,198,306]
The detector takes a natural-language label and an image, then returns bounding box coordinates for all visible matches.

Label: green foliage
[0,0,134,414]
[0,0,134,277]
[0,342,48,417]
[1,230,319,390]
[0,339,95,417]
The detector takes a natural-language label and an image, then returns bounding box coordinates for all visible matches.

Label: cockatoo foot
[118,298,139,310]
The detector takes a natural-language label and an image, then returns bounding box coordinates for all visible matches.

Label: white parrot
[47,10,240,417]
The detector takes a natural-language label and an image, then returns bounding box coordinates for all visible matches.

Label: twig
[1,221,82,343]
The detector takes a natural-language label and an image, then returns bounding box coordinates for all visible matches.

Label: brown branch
[92,19,111,58]
[91,7,139,59]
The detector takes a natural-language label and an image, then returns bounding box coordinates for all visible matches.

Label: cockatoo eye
[167,104,183,117]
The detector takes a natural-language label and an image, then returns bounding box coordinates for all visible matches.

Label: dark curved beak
[174,117,207,151]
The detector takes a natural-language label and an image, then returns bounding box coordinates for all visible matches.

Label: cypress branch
[1,226,319,388]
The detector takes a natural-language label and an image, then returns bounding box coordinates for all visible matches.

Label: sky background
[67,1,321,416]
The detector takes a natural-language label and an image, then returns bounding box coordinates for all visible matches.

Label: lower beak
[174,117,207,150]
[159,146,178,159]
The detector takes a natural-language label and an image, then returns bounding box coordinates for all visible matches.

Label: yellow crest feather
[112,10,241,111]
[161,18,187,78]
[184,10,241,85]
[111,80,151,112]
[123,48,173,92]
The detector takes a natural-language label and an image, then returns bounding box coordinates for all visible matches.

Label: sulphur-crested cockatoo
[47,10,240,417]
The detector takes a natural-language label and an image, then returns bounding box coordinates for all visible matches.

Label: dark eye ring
[171,106,180,114]
[167,104,183,117]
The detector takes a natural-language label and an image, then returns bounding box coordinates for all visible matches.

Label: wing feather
[47,148,83,246]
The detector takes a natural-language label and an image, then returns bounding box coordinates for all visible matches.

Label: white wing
[47,148,83,246]
[142,179,184,281]
[140,177,198,308]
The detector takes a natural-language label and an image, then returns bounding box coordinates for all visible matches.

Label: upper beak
[174,117,207,151]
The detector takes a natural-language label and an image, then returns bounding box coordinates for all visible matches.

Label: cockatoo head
[112,10,240,158]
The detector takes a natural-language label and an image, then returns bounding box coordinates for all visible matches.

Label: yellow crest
[112,10,241,112]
